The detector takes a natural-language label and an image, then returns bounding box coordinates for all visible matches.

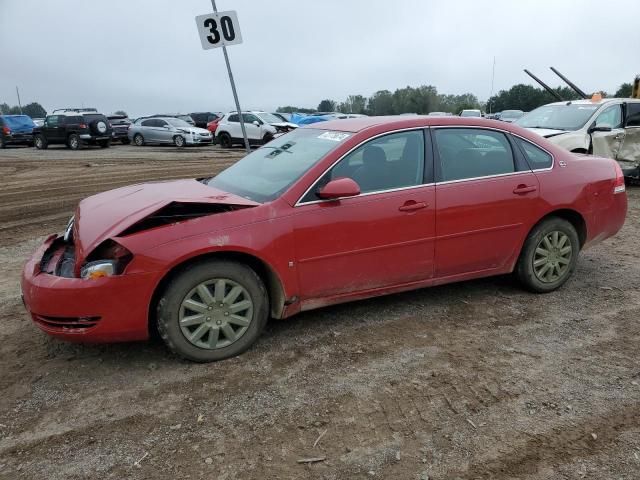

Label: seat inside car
[352,145,390,192]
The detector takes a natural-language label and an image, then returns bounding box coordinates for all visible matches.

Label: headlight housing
[81,261,117,279]
[81,240,133,280]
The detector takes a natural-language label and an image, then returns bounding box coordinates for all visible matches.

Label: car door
[432,127,543,279]
[43,115,63,143]
[139,119,157,143]
[293,129,436,301]
[617,102,640,174]
[242,114,262,141]
[154,119,172,143]
[591,103,625,159]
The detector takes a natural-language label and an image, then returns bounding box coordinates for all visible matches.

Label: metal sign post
[196,2,250,153]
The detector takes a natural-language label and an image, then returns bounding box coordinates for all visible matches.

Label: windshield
[167,118,191,128]
[3,115,35,129]
[515,104,598,131]
[207,128,351,202]
[257,112,286,124]
[461,110,481,117]
[500,110,523,119]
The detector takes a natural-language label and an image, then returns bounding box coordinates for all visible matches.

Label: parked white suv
[216,111,297,148]
[516,97,640,179]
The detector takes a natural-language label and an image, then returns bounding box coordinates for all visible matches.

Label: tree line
[278,82,635,115]
[0,102,47,118]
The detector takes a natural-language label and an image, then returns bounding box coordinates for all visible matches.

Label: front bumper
[618,159,640,180]
[21,235,158,343]
[186,134,213,145]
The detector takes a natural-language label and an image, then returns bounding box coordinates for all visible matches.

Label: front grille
[32,314,101,331]
[40,238,76,277]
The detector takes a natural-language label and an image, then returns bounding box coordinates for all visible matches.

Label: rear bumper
[21,235,157,343]
[3,132,33,144]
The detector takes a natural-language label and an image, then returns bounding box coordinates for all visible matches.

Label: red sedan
[21,116,627,362]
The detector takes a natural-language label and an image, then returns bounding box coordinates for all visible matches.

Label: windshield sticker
[318,132,350,142]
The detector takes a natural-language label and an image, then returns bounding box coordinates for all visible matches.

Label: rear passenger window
[626,103,640,127]
[516,138,553,169]
[435,128,515,182]
[228,114,239,122]
[141,119,154,127]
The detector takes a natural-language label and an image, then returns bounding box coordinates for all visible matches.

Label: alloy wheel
[179,278,253,350]
[532,230,573,283]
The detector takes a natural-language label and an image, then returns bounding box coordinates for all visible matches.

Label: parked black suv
[33,109,113,150]
[189,112,221,129]
[107,115,132,144]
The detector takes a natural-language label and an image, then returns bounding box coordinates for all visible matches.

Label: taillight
[2,126,10,134]
[79,123,87,129]
[613,161,626,194]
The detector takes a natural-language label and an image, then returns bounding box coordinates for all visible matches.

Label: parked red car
[206,118,220,135]
[21,116,627,362]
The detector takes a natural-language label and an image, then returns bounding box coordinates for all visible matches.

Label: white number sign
[195,11,243,50]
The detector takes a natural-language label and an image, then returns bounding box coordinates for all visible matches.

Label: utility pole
[16,86,23,114]
[488,57,496,114]
[210,0,250,154]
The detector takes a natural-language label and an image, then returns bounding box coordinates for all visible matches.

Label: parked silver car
[128,117,212,147]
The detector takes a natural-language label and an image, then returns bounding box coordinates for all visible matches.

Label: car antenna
[524,70,564,101]
[549,67,588,99]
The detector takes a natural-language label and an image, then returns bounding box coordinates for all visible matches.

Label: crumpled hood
[74,179,259,263]
[525,127,569,138]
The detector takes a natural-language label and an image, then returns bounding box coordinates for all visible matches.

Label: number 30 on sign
[195,11,243,49]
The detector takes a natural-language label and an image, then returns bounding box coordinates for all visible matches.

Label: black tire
[99,139,111,148]
[34,134,48,150]
[218,132,232,148]
[173,135,185,148]
[262,133,274,145]
[121,138,131,145]
[156,260,269,362]
[67,134,81,150]
[516,217,580,293]
[133,134,145,146]
[0,136,5,149]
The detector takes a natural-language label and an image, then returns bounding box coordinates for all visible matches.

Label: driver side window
[302,130,425,202]
[595,105,623,129]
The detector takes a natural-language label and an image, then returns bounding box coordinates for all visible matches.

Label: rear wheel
[218,132,231,148]
[156,260,269,362]
[516,217,579,293]
[0,136,5,149]
[133,134,144,146]
[173,135,185,148]
[67,134,81,150]
[34,134,48,149]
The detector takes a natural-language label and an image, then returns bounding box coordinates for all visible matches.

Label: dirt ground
[0,144,639,480]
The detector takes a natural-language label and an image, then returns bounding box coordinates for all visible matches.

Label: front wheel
[133,134,144,146]
[34,134,48,150]
[67,134,81,150]
[516,217,579,293]
[218,132,231,148]
[173,135,185,148]
[156,260,269,362]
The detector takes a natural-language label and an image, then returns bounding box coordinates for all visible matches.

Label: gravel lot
[0,144,639,479]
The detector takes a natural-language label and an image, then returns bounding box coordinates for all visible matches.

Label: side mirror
[252,120,261,127]
[317,177,361,200]
[589,124,612,133]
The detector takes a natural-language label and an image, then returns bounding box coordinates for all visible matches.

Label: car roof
[304,115,521,133]
[545,97,640,107]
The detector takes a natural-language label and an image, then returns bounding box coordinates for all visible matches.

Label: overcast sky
[1,0,638,117]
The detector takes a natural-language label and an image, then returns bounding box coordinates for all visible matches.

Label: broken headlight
[81,240,133,280]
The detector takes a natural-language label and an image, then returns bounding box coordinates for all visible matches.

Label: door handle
[399,201,428,212]
[513,184,537,195]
